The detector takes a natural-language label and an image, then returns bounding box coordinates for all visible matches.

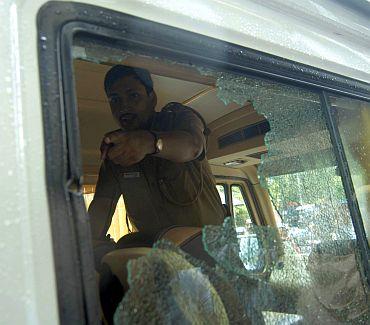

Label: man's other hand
[101,130,154,167]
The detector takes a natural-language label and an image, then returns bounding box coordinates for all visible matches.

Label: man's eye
[109,96,120,104]
[129,92,140,99]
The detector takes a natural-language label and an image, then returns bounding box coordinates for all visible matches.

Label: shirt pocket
[158,161,201,206]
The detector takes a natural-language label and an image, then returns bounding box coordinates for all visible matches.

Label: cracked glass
[115,68,368,323]
[115,240,245,324]
[197,69,368,324]
[72,36,369,324]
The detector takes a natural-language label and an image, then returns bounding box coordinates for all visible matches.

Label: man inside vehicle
[89,65,225,264]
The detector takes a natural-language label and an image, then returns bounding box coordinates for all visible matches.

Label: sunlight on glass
[216,184,226,204]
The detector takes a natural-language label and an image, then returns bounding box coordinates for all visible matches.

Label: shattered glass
[73,37,129,64]
[114,240,248,324]
[73,34,194,71]
[198,69,368,323]
[203,217,281,276]
[113,68,368,324]
[75,37,368,324]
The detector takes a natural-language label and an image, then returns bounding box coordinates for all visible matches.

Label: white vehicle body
[0,0,369,323]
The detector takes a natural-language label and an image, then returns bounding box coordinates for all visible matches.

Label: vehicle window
[70,28,368,325]
[231,184,253,230]
[216,184,227,204]
[37,4,369,324]
[327,95,370,243]
[196,68,368,324]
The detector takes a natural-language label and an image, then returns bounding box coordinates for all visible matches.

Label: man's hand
[101,130,155,167]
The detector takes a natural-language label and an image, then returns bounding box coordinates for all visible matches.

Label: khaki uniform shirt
[89,103,225,239]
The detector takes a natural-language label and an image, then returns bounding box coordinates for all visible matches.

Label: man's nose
[119,96,131,111]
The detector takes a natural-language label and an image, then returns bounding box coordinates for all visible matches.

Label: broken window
[197,69,368,323]
[37,3,370,324]
[72,34,368,325]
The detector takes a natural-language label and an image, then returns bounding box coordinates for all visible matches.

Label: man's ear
[149,91,157,108]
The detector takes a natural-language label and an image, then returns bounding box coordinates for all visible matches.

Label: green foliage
[267,166,346,213]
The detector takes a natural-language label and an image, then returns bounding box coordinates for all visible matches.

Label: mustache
[118,112,137,120]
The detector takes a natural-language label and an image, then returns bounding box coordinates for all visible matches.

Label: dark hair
[104,65,153,94]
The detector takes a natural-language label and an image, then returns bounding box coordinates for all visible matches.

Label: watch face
[157,138,163,152]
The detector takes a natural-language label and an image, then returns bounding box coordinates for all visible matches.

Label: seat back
[156,226,215,266]
[99,226,215,322]
[101,226,215,288]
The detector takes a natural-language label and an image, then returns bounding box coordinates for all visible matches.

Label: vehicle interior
[75,55,281,321]
[76,56,277,232]
[73,45,369,323]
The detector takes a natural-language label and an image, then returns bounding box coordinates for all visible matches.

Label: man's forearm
[153,130,204,162]
[103,128,205,166]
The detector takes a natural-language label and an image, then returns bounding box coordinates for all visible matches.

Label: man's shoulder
[153,102,207,136]
[157,102,204,122]
[158,102,190,115]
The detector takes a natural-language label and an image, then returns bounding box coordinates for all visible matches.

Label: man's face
[106,75,155,131]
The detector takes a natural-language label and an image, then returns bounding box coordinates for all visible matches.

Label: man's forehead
[109,75,146,93]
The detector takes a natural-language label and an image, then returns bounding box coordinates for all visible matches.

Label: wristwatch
[148,130,163,155]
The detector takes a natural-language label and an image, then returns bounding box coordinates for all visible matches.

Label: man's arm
[88,161,121,240]
[103,110,205,166]
[152,129,204,162]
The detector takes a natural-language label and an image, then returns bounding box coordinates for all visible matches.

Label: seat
[155,225,216,266]
[102,247,152,291]
[102,226,215,286]
[99,226,216,323]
